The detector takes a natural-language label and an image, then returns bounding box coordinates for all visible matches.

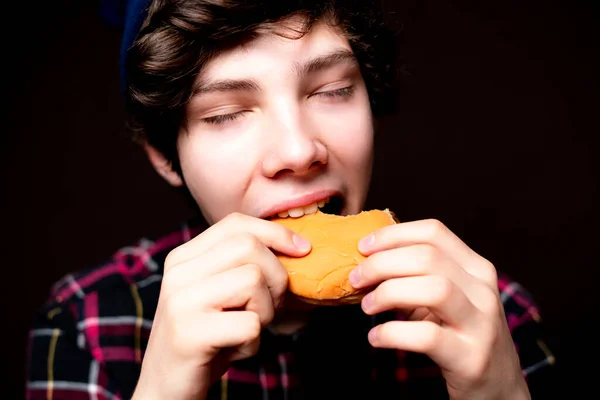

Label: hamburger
[271,197,397,305]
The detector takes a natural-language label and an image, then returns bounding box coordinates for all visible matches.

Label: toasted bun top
[272,209,396,304]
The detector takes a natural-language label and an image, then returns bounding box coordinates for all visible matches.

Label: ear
[143,143,183,187]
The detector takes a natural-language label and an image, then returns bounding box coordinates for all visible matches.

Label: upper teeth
[277,198,329,218]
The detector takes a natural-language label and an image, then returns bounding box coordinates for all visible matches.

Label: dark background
[3,0,598,398]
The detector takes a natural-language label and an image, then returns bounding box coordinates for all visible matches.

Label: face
[171,19,374,224]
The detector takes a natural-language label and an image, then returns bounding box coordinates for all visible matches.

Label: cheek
[177,134,257,220]
[319,99,374,170]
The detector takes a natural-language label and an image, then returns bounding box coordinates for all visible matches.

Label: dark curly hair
[125,0,399,175]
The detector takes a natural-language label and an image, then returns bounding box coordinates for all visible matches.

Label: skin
[136,17,530,400]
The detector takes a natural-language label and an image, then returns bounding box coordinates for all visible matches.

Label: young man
[27,0,555,399]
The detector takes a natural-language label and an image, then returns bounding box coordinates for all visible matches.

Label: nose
[261,105,328,179]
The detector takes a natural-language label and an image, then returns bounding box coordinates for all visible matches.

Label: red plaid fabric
[26,220,555,399]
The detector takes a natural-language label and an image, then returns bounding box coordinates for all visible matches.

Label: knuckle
[237,339,260,360]
[243,263,265,289]
[235,232,263,255]
[430,275,454,304]
[480,260,499,284]
[416,245,439,270]
[257,303,275,327]
[420,321,443,351]
[270,276,288,305]
[478,287,501,316]
[423,219,448,241]
[243,313,262,339]
[164,248,182,271]
[224,211,246,225]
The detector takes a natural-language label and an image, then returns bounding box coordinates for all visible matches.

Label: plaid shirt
[26,220,556,399]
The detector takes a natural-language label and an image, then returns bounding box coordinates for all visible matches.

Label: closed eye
[201,86,354,124]
[312,86,355,99]
[203,111,247,125]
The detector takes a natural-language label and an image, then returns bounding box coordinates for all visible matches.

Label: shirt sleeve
[499,277,558,399]
[26,300,124,400]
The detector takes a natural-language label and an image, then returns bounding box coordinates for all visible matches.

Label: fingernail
[368,326,378,343]
[293,234,311,250]
[358,234,374,252]
[349,266,361,286]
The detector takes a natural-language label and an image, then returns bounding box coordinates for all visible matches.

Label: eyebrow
[295,49,358,78]
[191,79,261,97]
[190,48,358,98]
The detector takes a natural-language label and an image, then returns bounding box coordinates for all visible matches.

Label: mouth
[266,195,345,220]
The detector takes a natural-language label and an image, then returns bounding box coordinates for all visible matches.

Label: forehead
[198,20,353,82]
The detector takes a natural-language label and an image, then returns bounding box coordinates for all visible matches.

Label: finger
[165,233,289,302]
[200,264,276,326]
[170,264,276,327]
[198,311,262,353]
[228,338,262,362]
[362,275,481,328]
[357,219,496,284]
[166,212,311,267]
[350,244,471,291]
[368,320,465,371]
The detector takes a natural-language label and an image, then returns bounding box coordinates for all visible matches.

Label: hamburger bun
[272,209,397,305]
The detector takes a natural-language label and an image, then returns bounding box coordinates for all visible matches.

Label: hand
[133,213,311,400]
[349,219,530,400]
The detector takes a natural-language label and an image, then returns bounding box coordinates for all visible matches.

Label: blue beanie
[100,0,153,93]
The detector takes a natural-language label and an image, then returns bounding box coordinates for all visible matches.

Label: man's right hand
[132,212,311,399]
